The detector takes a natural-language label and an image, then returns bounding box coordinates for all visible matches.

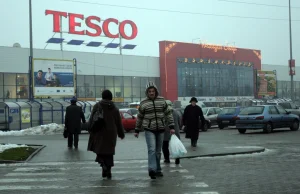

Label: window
[219,108,236,115]
[0,86,3,98]
[95,75,105,86]
[123,77,131,87]
[123,112,132,119]
[140,77,148,88]
[215,108,222,114]
[77,75,84,86]
[95,87,105,98]
[4,74,16,85]
[132,77,141,87]
[0,73,3,85]
[276,106,287,114]
[269,106,279,114]
[208,109,215,115]
[85,87,95,98]
[105,76,114,86]
[4,86,16,99]
[114,76,123,87]
[17,86,28,99]
[239,106,264,115]
[78,87,86,98]
[17,74,28,85]
[132,87,141,98]
[84,75,95,87]
[279,103,291,109]
[124,87,132,98]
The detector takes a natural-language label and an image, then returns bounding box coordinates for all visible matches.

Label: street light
[288,0,294,101]
[29,0,33,101]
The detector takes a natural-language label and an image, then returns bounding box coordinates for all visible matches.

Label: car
[236,105,299,134]
[119,108,138,117]
[119,110,137,132]
[217,107,243,129]
[175,108,211,132]
[201,107,222,126]
[266,101,300,118]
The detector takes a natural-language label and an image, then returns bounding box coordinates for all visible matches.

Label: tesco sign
[45,10,138,40]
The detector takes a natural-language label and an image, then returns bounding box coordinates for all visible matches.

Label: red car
[119,110,137,132]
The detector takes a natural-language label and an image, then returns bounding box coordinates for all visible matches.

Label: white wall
[0,46,160,77]
[262,64,300,81]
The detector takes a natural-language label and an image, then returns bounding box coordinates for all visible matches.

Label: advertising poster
[33,59,75,97]
[21,109,31,123]
[257,70,277,96]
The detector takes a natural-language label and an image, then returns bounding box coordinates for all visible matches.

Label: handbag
[89,104,105,132]
[63,127,68,138]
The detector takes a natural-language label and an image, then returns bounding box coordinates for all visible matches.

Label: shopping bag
[63,127,68,138]
[169,134,187,158]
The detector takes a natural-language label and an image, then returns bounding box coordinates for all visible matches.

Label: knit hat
[102,89,113,100]
[145,81,159,98]
[189,97,198,103]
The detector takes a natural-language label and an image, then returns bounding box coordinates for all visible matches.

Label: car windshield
[219,108,236,115]
[201,108,208,114]
[131,109,138,115]
[278,103,292,109]
[239,106,264,115]
[266,103,277,105]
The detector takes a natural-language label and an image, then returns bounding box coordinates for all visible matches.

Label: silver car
[202,107,222,126]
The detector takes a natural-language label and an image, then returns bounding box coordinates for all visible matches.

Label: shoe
[74,146,78,149]
[175,159,180,165]
[107,167,112,179]
[68,146,72,149]
[149,170,156,179]
[156,172,163,177]
[164,159,170,164]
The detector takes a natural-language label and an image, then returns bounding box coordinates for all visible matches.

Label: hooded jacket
[135,82,174,133]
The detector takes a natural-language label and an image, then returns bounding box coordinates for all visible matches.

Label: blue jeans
[145,130,164,172]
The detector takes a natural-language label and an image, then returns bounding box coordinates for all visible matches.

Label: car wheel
[218,124,224,130]
[263,123,273,133]
[290,120,299,131]
[202,122,209,132]
[238,128,246,134]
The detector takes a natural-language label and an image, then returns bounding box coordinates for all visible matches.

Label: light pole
[29,0,33,101]
[288,0,294,101]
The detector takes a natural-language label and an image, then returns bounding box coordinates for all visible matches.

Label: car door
[211,108,221,125]
[122,112,135,129]
[206,108,216,125]
[276,105,292,127]
[268,106,282,128]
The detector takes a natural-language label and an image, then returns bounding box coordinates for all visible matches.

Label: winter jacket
[65,104,86,134]
[164,110,180,141]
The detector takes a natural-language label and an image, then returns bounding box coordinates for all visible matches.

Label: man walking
[65,96,86,149]
[182,97,205,147]
[134,81,175,179]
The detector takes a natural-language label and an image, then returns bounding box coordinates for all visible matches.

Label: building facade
[0,46,160,103]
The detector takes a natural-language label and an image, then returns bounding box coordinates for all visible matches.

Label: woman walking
[162,101,181,164]
[87,90,125,179]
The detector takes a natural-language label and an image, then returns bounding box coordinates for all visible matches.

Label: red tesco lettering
[45,10,138,40]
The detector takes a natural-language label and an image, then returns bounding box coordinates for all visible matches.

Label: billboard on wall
[21,109,30,123]
[256,70,277,96]
[32,59,75,97]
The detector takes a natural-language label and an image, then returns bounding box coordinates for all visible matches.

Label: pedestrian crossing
[0,160,220,194]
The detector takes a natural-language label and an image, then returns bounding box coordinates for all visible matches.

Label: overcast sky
[1,0,300,66]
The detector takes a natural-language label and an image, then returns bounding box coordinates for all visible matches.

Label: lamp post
[29,0,33,101]
[288,0,294,101]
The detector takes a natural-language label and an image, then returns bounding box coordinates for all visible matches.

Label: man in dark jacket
[182,97,205,147]
[134,81,175,179]
[65,96,86,149]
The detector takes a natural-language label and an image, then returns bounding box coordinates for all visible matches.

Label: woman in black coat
[182,97,205,147]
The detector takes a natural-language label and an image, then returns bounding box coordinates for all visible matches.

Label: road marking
[0,178,66,183]
[5,172,64,177]
[187,182,209,187]
[170,169,189,173]
[182,175,195,179]
[184,192,220,194]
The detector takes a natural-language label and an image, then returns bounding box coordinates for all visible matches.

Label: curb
[0,144,46,164]
[180,147,266,159]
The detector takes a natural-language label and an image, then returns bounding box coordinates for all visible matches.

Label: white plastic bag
[169,135,187,158]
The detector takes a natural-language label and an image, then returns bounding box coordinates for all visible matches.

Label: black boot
[156,171,164,177]
[107,167,112,179]
[175,158,180,165]
[102,166,107,178]
[149,170,156,179]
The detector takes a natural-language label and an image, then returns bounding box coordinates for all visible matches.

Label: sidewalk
[0,131,265,163]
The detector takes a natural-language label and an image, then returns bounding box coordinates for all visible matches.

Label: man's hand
[170,129,175,134]
[134,133,139,138]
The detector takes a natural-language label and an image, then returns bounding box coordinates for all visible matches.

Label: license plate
[222,121,229,124]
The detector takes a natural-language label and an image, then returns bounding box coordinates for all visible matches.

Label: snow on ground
[0,144,28,153]
[0,123,64,136]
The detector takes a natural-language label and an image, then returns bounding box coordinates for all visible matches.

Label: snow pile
[0,144,28,153]
[0,123,64,136]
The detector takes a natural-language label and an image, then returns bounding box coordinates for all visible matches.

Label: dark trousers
[68,133,79,147]
[162,141,170,161]
[191,139,198,147]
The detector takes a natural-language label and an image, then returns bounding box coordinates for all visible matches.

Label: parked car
[119,108,138,117]
[202,107,222,126]
[266,101,300,118]
[119,110,137,132]
[236,105,299,134]
[175,108,211,132]
[217,107,243,129]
